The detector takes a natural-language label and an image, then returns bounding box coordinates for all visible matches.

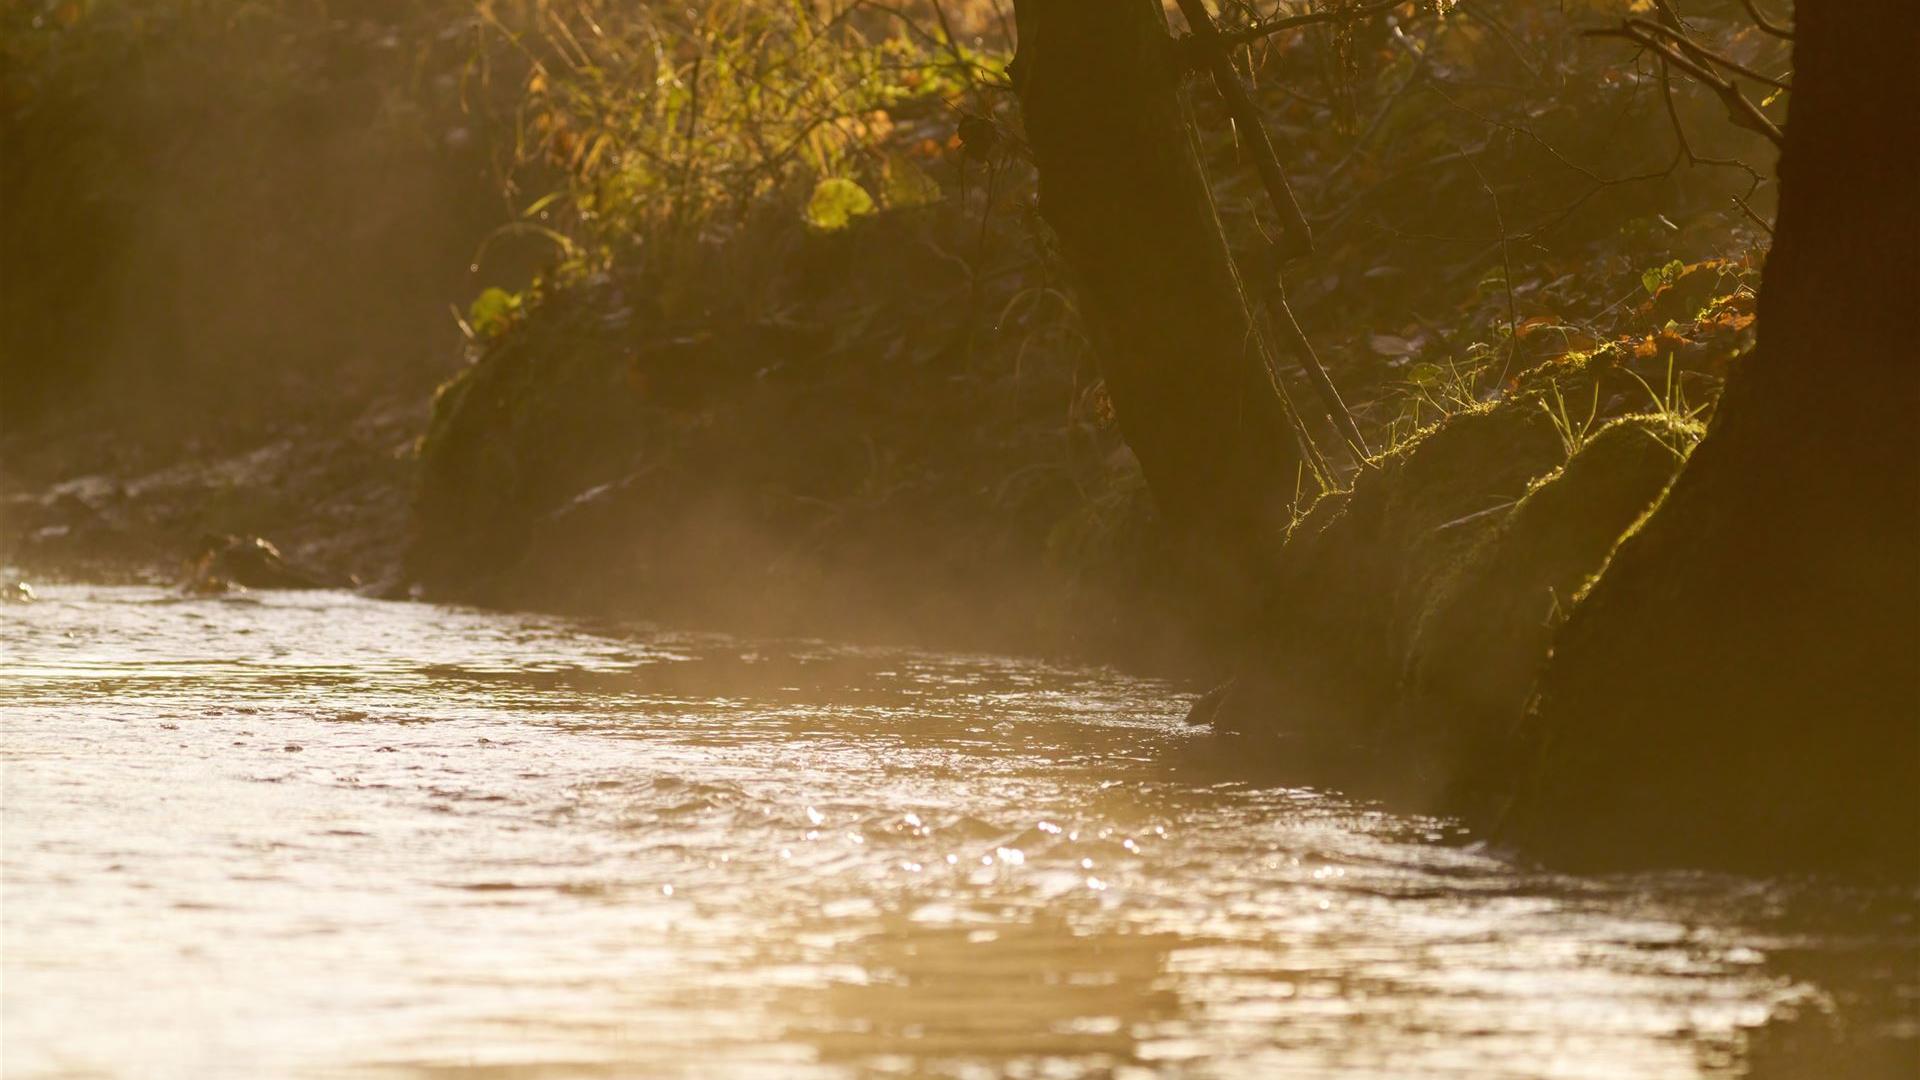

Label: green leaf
[1641,258,1685,295]
[468,287,522,338]
[804,177,876,232]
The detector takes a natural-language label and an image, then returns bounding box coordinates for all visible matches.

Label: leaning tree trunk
[1510,3,1919,874]
[1010,0,1305,607]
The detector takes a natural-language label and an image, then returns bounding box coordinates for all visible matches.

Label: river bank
[0,391,427,592]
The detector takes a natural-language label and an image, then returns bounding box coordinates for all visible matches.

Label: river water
[2,586,1913,1078]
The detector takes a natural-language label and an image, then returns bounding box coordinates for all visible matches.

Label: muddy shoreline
[2,392,426,596]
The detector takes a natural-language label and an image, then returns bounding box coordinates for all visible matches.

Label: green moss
[1397,415,1690,809]
[1217,404,1689,815]
[1220,406,1562,739]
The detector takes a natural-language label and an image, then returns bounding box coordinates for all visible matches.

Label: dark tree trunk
[1511,3,1919,873]
[1010,0,1305,603]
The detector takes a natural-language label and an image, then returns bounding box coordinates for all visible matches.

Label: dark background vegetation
[2,2,512,434]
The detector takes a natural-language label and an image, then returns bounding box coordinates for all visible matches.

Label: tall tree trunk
[1511,3,1919,873]
[1010,0,1306,605]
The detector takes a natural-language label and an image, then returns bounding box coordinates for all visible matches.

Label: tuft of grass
[1621,356,1710,461]
[1381,357,1491,457]
[1539,379,1602,460]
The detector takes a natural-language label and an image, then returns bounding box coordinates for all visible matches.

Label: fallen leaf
[1369,333,1418,357]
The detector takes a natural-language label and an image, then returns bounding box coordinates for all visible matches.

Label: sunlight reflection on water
[2,586,1913,1078]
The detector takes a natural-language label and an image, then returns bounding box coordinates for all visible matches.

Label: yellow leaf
[804,178,876,232]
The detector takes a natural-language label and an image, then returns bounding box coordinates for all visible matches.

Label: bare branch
[1740,0,1794,40]
[1259,273,1371,462]
[1173,0,1315,254]
[1455,142,1521,393]
[1626,17,1792,91]
[1731,192,1775,235]
[1651,0,1693,33]
[1211,0,1407,53]
[1654,51,1763,180]
[1588,24,1784,146]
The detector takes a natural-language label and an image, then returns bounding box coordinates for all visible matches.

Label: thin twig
[926,0,985,105]
[1740,0,1794,40]
[1588,24,1783,146]
[1263,272,1371,462]
[1174,0,1314,255]
[1731,192,1775,235]
[1246,319,1337,484]
[1457,146,1521,394]
[1457,3,1543,86]
[1656,52,1760,179]
[1325,21,1434,184]
[1422,82,1697,241]
[1650,0,1692,33]
[1214,0,1406,51]
[675,54,704,222]
[1172,0,1372,456]
[1627,18,1792,91]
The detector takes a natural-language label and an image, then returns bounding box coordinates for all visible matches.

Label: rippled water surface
[3,586,1914,1078]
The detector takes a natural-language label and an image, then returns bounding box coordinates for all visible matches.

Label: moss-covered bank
[407,206,1207,662]
[1196,354,1706,821]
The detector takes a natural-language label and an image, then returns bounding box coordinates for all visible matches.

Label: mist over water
[2,587,1913,1077]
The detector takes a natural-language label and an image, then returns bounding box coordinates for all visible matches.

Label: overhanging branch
[1740,0,1794,40]
[1588,23,1784,146]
